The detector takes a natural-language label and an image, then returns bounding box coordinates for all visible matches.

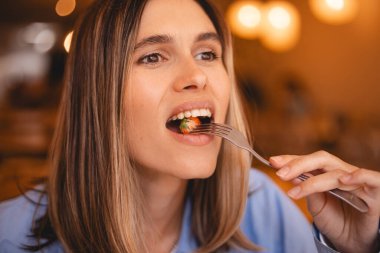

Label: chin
[175,146,221,178]
[175,158,217,179]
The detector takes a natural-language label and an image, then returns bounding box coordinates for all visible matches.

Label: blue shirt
[0,169,318,253]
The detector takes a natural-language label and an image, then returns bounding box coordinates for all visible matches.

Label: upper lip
[167,100,215,120]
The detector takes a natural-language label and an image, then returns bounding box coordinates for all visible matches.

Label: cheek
[213,71,231,117]
[125,77,155,146]
[125,73,169,165]
[127,72,165,124]
[222,81,231,107]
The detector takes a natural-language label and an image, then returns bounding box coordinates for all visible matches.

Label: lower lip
[168,131,214,146]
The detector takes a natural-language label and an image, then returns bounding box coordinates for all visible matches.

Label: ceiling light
[309,0,358,25]
[226,1,263,39]
[261,1,301,52]
[55,0,76,17]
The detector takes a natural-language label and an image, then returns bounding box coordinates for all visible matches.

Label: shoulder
[0,189,52,252]
[239,168,317,253]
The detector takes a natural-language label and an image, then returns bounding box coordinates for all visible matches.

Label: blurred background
[0,0,379,218]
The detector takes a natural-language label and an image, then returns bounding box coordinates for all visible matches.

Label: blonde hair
[42,0,260,252]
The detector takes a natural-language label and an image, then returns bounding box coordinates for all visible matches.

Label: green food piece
[179,118,191,133]
[179,117,200,134]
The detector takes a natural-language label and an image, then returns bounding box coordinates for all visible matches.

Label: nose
[173,58,207,91]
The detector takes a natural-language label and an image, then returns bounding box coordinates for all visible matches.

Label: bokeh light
[34,30,56,53]
[226,0,263,39]
[22,23,56,53]
[261,1,300,52]
[309,0,358,25]
[63,31,73,53]
[55,0,76,17]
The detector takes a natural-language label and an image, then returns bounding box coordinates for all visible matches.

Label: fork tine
[191,124,212,129]
[191,122,369,213]
[194,123,231,132]
[189,129,226,138]
[190,124,216,131]
[192,123,231,131]
[210,122,233,130]
[298,174,309,181]
[190,124,212,130]
[191,124,230,135]
[191,128,229,135]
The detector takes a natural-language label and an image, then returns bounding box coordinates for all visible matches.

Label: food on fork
[165,108,213,134]
[179,117,201,134]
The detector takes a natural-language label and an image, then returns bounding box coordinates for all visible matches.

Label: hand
[270,151,380,253]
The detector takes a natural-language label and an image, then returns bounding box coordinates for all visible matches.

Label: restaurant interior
[0,0,379,220]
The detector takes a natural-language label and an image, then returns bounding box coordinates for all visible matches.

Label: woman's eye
[195,51,218,61]
[137,53,165,65]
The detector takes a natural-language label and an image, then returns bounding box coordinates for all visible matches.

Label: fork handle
[297,173,369,212]
[246,147,369,213]
[327,188,369,213]
[213,133,369,213]
[297,173,369,213]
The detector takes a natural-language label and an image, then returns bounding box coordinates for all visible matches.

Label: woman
[0,0,379,252]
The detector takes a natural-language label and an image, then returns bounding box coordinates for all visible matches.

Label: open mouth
[166,108,213,134]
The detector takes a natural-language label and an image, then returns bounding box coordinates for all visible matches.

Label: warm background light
[226,0,263,39]
[0,0,379,221]
[55,0,76,17]
[22,23,56,53]
[63,31,73,53]
[260,1,300,52]
[33,29,56,53]
[309,0,358,25]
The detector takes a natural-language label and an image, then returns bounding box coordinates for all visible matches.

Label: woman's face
[127,0,230,179]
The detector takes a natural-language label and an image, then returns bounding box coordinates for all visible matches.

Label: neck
[139,170,188,252]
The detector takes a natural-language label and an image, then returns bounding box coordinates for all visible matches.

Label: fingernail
[276,167,289,178]
[288,186,301,199]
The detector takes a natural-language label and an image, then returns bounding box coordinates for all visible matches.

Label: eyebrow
[134,32,221,51]
[195,32,221,44]
[134,34,172,51]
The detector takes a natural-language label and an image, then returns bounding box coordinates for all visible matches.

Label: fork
[191,122,369,213]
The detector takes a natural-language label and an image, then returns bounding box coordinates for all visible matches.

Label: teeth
[178,112,184,120]
[170,108,212,121]
[191,109,200,117]
[184,111,192,118]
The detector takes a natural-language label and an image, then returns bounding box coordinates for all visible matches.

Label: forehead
[137,0,216,40]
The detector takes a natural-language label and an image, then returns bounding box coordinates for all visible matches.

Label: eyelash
[195,50,219,61]
[136,50,220,66]
[137,53,166,65]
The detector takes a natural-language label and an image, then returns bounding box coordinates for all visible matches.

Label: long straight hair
[32,0,260,252]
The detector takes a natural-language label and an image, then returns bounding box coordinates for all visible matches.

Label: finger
[306,192,329,218]
[307,193,346,223]
[340,168,380,188]
[275,150,357,181]
[286,169,355,199]
[340,169,380,212]
[347,187,380,213]
[269,155,299,168]
[289,172,315,185]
